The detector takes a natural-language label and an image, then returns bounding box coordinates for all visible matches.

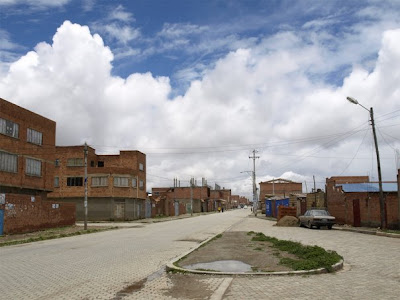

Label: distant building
[0,98,75,234]
[259,178,302,199]
[48,146,146,221]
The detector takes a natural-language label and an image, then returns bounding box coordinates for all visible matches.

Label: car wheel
[316,225,320,229]
[327,225,332,230]
[308,221,312,229]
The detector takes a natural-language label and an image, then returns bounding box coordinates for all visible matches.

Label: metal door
[174,202,179,216]
[353,199,361,227]
[114,202,125,220]
[145,199,151,218]
[0,209,4,235]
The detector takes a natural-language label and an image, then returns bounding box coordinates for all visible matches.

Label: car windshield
[310,210,330,216]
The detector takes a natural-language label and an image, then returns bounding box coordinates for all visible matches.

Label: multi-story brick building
[0,98,75,234]
[326,175,399,229]
[48,146,146,221]
[210,188,232,211]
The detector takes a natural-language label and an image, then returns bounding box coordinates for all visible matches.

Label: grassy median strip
[251,232,342,272]
[0,227,119,247]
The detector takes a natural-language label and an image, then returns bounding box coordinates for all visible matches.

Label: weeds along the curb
[0,227,119,247]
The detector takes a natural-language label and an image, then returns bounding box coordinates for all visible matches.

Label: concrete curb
[165,233,344,276]
[334,227,400,238]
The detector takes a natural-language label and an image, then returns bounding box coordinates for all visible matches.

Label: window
[92,176,108,187]
[90,161,95,167]
[139,163,144,171]
[55,159,60,167]
[67,177,83,186]
[139,180,144,190]
[114,177,129,187]
[27,128,43,145]
[97,161,104,167]
[67,158,83,167]
[0,151,18,173]
[54,177,59,187]
[132,178,137,187]
[26,158,41,176]
[0,117,19,138]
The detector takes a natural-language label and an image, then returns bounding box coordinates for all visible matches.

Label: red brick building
[259,178,302,199]
[326,175,400,229]
[0,98,75,234]
[152,185,211,216]
[48,146,146,221]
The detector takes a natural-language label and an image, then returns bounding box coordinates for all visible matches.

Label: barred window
[92,176,108,187]
[26,158,41,176]
[27,128,43,145]
[67,158,83,166]
[67,177,83,186]
[114,177,129,187]
[139,180,144,190]
[0,117,19,138]
[0,151,18,173]
[54,177,59,187]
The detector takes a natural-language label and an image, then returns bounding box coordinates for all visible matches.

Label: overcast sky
[1,0,400,199]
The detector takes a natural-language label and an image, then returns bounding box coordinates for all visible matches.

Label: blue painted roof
[338,183,398,193]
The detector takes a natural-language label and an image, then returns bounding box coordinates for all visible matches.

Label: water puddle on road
[183,260,252,272]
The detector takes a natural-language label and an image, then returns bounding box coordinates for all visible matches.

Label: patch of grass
[0,227,118,247]
[247,231,255,235]
[382,229,400,234]
[254,247,263,251]
[251,232,342,272]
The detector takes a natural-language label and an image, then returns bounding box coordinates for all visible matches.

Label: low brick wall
[1,193,76,234]
[278,206,297,221]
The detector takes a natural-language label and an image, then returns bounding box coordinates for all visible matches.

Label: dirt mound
[276,216,299,227]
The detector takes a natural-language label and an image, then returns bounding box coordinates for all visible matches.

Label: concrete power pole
[84,142,88,230]
[249,150,260,216]
[190,177,194,216]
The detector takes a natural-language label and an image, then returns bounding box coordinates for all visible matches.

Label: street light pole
[347,97,386,229]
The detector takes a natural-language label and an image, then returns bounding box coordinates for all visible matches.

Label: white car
[299,209,335,229]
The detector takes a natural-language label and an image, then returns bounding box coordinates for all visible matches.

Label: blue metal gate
[0,209,4,236]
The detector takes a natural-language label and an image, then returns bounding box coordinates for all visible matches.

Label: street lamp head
[346,96,359,105]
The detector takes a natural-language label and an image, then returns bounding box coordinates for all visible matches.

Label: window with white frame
[139,180,144,190]
[139,163,144,171]
[67,158,84,166]
[114,177,129,187]
[92,176,108,187]
[0,117,19,138]
[132,177,137,187]
[27,128,43,145]
[54,177,59,187]
[0,151,18,173]
[26,158,41,176]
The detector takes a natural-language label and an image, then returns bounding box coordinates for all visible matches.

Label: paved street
[1,210,399,299]
[0,210,248,299]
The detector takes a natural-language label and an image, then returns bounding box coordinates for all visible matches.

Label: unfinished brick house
[48,146,146,221]
[0,98,75,234]
[152,185,211,216]
[259,178,302,214]
[326,175,400,229]
[210,188,232,211]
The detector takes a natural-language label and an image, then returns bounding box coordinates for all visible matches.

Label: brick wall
[1,193,75,234]
[259,180,302,199]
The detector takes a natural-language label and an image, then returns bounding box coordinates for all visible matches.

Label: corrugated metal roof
[338,183,398,193]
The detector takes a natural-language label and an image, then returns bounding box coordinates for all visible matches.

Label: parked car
[299,209,335,229]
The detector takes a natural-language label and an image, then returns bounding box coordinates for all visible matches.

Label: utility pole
[190,177,194,216]
[369,107,386,229]
[84,142,88,230]
[249,149,260,216]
